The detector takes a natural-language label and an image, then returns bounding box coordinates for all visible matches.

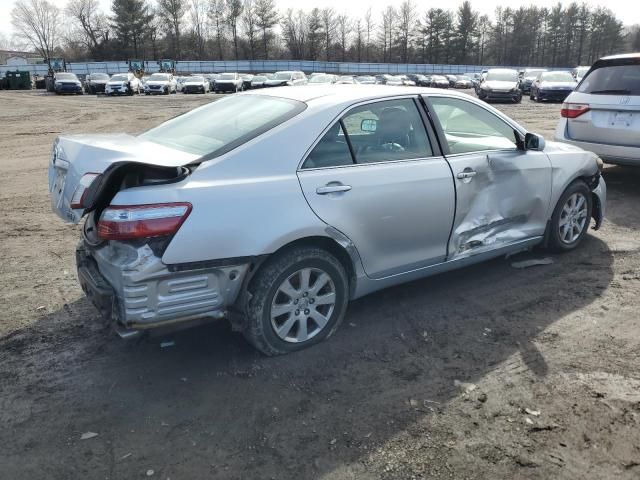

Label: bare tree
[189,0,209,59]
[209,0,227,59]
[11,0,61,67]
[158,0,187,59]
[397,0,416,63]
[336,14,350,62]
[226,0,243,60]
[242,0,257,59]
[364,8,374,62]
[321,8,336,61]
[65,0,108,55]
[254,0,278,59]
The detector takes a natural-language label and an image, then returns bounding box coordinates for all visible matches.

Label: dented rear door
[424,95,552,258]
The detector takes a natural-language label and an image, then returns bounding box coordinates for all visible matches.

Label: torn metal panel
[77,241,249,329]
[446,150,552,259]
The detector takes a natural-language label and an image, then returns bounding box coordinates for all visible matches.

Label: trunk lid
[566,56,640,148]
[48,134,199,223]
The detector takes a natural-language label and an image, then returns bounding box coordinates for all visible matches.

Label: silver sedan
[48,86,606,355]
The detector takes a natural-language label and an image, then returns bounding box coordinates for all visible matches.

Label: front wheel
[243,247,349,355]
[546,181,592,252]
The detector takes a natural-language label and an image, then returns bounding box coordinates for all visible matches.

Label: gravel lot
[1,89,639,480]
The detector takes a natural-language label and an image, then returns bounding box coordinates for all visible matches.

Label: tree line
[8,0,640,68]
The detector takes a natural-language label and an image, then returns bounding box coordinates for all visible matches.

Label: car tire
[243,247,349,356]
[529,91,534,100]
[514,92,522,103]
[546,180,592,253]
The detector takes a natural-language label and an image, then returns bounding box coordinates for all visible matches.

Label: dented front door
[423,95,552,258]
[445,150,551,257]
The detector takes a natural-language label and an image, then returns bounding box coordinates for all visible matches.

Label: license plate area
[611,112,633,127]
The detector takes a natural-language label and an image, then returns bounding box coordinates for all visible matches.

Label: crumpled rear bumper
[76,241,248,330]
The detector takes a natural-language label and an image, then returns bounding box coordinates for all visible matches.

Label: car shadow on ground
[0,231,614,479]
[601,165,640,230]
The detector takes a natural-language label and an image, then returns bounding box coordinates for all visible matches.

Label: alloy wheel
[270,267,336,343]
[559,192,588,244]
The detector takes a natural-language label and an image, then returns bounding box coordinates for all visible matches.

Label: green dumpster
[6,71,33,90]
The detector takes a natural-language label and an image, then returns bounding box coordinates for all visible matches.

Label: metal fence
[0,59,571,76]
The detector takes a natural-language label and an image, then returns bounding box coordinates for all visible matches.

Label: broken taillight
[560,103,590,119]
[70,173,101,209]
[97,203,192,241]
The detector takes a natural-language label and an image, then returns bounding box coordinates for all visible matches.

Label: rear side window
[342,99,433,163]
[302,123,353,169]
[302,98,433,169]
[577,62,640,95]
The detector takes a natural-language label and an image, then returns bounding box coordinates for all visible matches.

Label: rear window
[139,95,306,157]
[577,62,640,95]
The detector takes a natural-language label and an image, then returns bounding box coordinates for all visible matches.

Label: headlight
[481,85,490,90]
[55,81,62,86]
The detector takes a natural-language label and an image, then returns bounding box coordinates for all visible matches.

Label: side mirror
[525,132,545,151]
[361,119,377,132]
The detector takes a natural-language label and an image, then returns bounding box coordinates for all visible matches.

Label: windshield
[577,63,640,95]
[89,73,109,80]
[524,69,545,78]
[111,74,128,81]
[140,95,306,157]
[486,71,518,82]
[274,72,293,80]
[220,73,236,80]
[357,76,374,82]
[432,76,446,81]
[188,77,204,82]
[458,76,471,81]
[576,67,590,77]
[149,74,170,81]
[310,75,331,83]
[56,73,77,80]
[252,76,267,82]
[541,72,575,82]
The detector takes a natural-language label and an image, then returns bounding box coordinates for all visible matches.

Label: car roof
[600,52,640,61]
[487,68,518,73]
[238,84,475,104]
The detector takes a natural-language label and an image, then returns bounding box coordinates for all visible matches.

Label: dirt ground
[1,89,639,480]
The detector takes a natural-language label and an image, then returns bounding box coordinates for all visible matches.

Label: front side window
[429,97,517,154]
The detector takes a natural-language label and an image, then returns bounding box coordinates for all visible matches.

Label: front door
[297,97,455,279]
[424,95,552,258]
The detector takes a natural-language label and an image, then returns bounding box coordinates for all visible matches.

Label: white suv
[144,73,177,95]
[555,53,640,166]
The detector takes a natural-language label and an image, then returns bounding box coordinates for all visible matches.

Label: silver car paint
[50,86,606,330]
[555,90,640,164]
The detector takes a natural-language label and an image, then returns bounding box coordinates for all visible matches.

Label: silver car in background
[555,53,640,165]
[49,86,605,355]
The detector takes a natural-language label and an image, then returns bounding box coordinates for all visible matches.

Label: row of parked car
[53,70,482,96]
[472,67,586,103]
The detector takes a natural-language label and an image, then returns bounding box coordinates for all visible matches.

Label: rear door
[567,57,640,148]
[297,97,455,279]
[424,95,552,258]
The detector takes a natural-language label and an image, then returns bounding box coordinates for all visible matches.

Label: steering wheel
[380,142,405,152]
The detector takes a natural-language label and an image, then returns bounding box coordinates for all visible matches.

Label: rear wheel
[546,181,592,252]
[243,247,349,356]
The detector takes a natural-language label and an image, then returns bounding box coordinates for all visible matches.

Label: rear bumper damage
[76,241,249,331]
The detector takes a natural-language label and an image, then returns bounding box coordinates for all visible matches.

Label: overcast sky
[1,0,638,44]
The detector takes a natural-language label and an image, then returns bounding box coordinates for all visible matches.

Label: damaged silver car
[48,86,606,355]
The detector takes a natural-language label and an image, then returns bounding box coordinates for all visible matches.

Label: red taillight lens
[70,173,101,209]
[97,203,192,241]
[561,103,590,119]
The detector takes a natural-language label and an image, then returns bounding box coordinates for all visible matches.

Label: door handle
[316,184,352,195]
[456,170,477,179]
